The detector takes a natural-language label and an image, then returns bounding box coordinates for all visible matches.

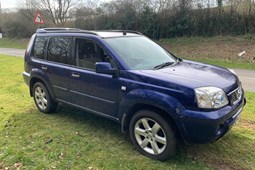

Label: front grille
[228,85,242,106]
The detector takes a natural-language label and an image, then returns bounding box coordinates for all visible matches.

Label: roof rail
[36,28,143,36]
[36,27,98,35]
[100,30,143,35]
[123,30,143,35]
[36,28,80,33]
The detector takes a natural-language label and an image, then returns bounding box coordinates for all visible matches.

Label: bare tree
[150,0,178,12]
[29,0,79,24]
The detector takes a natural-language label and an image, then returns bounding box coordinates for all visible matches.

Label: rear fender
[29,68,56,100]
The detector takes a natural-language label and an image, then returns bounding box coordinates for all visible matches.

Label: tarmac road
[0,48,25,57]
[0,47,254,92]
[234,69,255,92]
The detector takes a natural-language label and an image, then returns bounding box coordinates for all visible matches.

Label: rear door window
[47,37,71,64]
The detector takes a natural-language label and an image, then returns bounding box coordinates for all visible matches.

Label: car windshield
[104,36,177,70]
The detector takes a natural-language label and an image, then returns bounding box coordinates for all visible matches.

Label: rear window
[33,36,48,59]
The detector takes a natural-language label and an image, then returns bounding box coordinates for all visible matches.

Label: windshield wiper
[154,62,174,70]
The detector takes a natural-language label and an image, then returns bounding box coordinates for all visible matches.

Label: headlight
[195,87,229,109]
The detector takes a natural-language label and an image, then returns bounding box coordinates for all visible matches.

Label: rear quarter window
[33,36,48,59]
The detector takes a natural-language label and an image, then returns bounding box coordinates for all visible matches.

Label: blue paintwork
[95,62,116,75]
[23,31,245,144]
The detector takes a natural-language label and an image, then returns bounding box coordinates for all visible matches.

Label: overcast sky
[1,0,23,8]
[0,0,111,9]
[1,0,13,8]
[0,0,218,9]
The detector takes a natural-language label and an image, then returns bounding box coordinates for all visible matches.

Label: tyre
[32,82,57,113]
[129,110,176,161]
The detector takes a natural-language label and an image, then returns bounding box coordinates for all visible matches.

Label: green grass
[186,58,255,70]
[158,35,255,70]
[0,54,255,169]
[0,38,28,49]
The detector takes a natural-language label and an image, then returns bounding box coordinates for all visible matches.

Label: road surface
[0,48,25,57]
[234,69,255,92]
[0,47,254,92]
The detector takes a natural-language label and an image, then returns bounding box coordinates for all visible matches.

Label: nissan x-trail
[23,28,246,160]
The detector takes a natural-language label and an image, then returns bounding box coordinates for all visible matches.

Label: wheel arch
[121,103,181,141]
[29,76,56,101]
[119,89,185,138]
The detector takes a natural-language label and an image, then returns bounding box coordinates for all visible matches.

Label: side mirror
[95,62,116,75]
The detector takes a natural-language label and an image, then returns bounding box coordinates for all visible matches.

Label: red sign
[34,12,44,24]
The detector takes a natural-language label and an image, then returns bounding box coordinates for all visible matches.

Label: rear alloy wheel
[129,110,176,161]
[33,82,57,113]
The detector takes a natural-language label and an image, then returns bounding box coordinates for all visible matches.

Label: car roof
[36,28,142,38]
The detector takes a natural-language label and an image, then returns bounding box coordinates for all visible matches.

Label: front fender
[119,89,185,120]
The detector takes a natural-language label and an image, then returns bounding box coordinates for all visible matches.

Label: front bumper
[177,96,246,144]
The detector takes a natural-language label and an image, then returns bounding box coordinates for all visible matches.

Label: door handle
[71,73,80,78]
[41,66,47,70]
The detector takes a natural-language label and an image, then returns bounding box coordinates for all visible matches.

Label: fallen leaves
[13,163,22,169]
[44,138,53,144]
[59,152,65,160]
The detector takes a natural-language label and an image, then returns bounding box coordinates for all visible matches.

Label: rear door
[41,36,72,102]
[69,37,120,118]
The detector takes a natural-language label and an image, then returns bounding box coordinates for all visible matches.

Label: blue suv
[23,28,246,160]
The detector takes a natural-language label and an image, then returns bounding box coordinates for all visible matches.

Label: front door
[69,38,120,118]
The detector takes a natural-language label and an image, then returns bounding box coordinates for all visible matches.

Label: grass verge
[0,55,255,169]
[0,38,28,49]
[186,58,255,70]
[159,35,255,70]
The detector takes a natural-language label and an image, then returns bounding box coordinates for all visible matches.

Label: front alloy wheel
[134,118,167,155]
[130,110,176,161]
